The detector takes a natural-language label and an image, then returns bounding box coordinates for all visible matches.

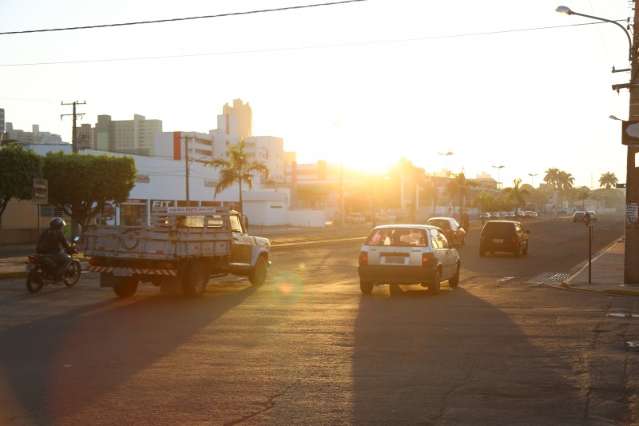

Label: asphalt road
[2,216,638,425]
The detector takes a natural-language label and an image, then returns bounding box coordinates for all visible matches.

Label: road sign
[32,178,48,204]
[622,121,639,145]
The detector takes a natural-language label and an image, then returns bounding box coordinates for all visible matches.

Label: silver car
[358,224,461,295]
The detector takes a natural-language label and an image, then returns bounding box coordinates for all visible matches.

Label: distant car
[573,210,597,223]
[506,211,516,218]
[358,224,461,295]
[479,220,530,257]
[525,211,539,217]
[480,212,491,219]
[426,217,467,247]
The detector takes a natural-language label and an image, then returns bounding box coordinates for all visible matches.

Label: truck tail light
[422,252,434,267]
[358,251,368,266]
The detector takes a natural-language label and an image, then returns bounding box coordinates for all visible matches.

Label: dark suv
[479,220,530,257]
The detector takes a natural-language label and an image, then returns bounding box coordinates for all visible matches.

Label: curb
[543,282,639,297]
[563,236,623,286]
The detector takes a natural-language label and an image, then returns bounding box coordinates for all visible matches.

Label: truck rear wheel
[249,256,268,287]
[183,261,209,297]
[113,277,138,298]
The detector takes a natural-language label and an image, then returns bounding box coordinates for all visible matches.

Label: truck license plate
[492,238,504,244]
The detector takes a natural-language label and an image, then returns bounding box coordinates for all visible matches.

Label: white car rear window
[367,228,428,247]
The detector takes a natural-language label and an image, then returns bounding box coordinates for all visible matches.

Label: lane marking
[272,236,366,248]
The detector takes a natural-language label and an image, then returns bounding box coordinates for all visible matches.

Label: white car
[358,224,461,295]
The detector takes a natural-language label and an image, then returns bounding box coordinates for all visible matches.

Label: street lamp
[492,165,505,189]
[555,5,633,61]
[528,173,538,188]
[557,5,639,284]
[609,114,624,121]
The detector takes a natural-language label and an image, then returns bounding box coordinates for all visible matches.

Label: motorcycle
[25,236,82,294]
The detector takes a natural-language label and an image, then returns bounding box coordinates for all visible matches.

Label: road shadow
[352,288,587,424]
[0,285,256,424]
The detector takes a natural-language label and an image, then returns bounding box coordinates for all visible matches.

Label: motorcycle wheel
[26,269,45,293]
[63,261,82,288]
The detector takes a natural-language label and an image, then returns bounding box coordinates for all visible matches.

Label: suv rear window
[367,228,428,247]
[482,222,516,237]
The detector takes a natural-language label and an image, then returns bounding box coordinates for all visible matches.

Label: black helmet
[49,217,66,230]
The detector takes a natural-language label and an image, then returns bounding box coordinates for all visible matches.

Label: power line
[0,19,626,68]
[0,0,368,36]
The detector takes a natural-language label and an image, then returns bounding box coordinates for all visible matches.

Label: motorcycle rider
[36,217,73,280]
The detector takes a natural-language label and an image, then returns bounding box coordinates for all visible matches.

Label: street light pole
[528,173,538,188]
[492,165,505,189]
[556,3,639,284]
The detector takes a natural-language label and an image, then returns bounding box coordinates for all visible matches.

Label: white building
[95,114,162,155]
[153,131,214,163]
[245,136,285,182]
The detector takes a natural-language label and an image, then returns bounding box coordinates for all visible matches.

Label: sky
[0,0,633,187]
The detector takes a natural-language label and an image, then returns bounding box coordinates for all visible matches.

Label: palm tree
[558,171,575,192]
[210,140,269,214]
[544,168,561,190]
[599,172,618,189]
[503,178,529,208]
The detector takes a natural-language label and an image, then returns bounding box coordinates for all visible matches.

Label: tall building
[76,123,95,150]
[210,99,252,156]
[0,108,5,134]
[209,99,292,183]
[94,114,162,155]
[5,123,64,145]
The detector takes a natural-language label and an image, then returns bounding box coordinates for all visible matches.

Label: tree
[544,168,561,190]
[0,144,41,221]
[558,171,574,192]
[573,186,591,209]
[599,172,618,189]
[211,140,269,214]
[43,153,136,230]
[503,178,529,208]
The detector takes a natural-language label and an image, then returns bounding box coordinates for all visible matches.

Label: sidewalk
[561,238,639,296]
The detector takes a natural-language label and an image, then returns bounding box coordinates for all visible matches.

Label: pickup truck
[81,207,271,298]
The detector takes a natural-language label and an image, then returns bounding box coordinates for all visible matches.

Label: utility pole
[61,101,86,153]
[184,135,190,202]
[339,163,345,226]
[626,0,639,284]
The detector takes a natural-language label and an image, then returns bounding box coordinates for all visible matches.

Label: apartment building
[95,114,162,155]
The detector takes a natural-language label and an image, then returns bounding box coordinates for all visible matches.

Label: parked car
[573,210,597,223]
[358,225,461,295]
[480,212,492,219]
[479,220,530,257]
[425,216,467,247]
[525,211,539,217]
